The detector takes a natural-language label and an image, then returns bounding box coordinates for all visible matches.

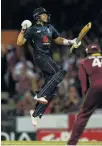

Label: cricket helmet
[86,44,101,54]
[33,7,50,22]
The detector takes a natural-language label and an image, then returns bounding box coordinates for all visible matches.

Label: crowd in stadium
[1,28,102,116]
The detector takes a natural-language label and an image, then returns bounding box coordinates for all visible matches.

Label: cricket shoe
[34,94,48,104]
[30,110,39,126]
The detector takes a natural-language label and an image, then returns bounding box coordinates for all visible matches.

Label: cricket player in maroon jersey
[67,44,102,145]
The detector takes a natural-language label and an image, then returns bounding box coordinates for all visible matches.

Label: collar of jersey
[36,23,43,26]
[36,23,48,27]
[91,53,101,56]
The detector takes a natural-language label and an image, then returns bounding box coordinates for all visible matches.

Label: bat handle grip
[70,37,80,53]
[69,38,78,53]
[70,45,75,53]
[76,37,80,44]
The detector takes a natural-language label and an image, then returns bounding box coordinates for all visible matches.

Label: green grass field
[1,141,102,146]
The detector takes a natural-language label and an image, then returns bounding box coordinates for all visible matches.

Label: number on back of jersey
[92,57,102,67]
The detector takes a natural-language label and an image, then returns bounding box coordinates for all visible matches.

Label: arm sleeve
[79,62,88,96]
[51,25,60,39]
[24,27,33,40]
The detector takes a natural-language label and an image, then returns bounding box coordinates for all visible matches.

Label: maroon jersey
[79,54,102,95]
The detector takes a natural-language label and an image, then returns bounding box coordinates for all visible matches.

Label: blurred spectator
[1,45,7,91]
[61,85,82,113]
[13,56,39,95]
[16,92,35,116]
[6,45,17,97]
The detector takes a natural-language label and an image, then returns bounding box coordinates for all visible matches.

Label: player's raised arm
[51,25,81,48]
[17,20,32,46]
[54,36,81,47]
[17,30,26,46]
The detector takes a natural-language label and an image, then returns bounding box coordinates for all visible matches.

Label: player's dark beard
[37,15,50,24]
[36,19,46,26]
[41,18,49,24]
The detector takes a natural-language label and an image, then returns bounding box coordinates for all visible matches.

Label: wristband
[21,29,25,34]
[63,39,71,45]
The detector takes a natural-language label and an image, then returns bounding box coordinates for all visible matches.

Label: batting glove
[73,41,81,48]
[70,38,77,44]
[21,20,32,30]
[70,39,81,53]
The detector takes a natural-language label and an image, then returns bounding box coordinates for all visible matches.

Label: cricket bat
[70,22,92,53]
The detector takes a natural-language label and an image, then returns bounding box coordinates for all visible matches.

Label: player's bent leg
[33,69,67,103]
[31,56,65,125]
[67,88,99,145]
[33,55,60,104]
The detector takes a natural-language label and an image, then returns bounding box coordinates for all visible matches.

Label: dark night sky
[1,0,102,33]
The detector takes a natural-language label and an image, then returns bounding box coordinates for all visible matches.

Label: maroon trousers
[67,86,102,145]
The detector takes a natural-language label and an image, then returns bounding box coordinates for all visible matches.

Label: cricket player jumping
[17,7,81,126]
